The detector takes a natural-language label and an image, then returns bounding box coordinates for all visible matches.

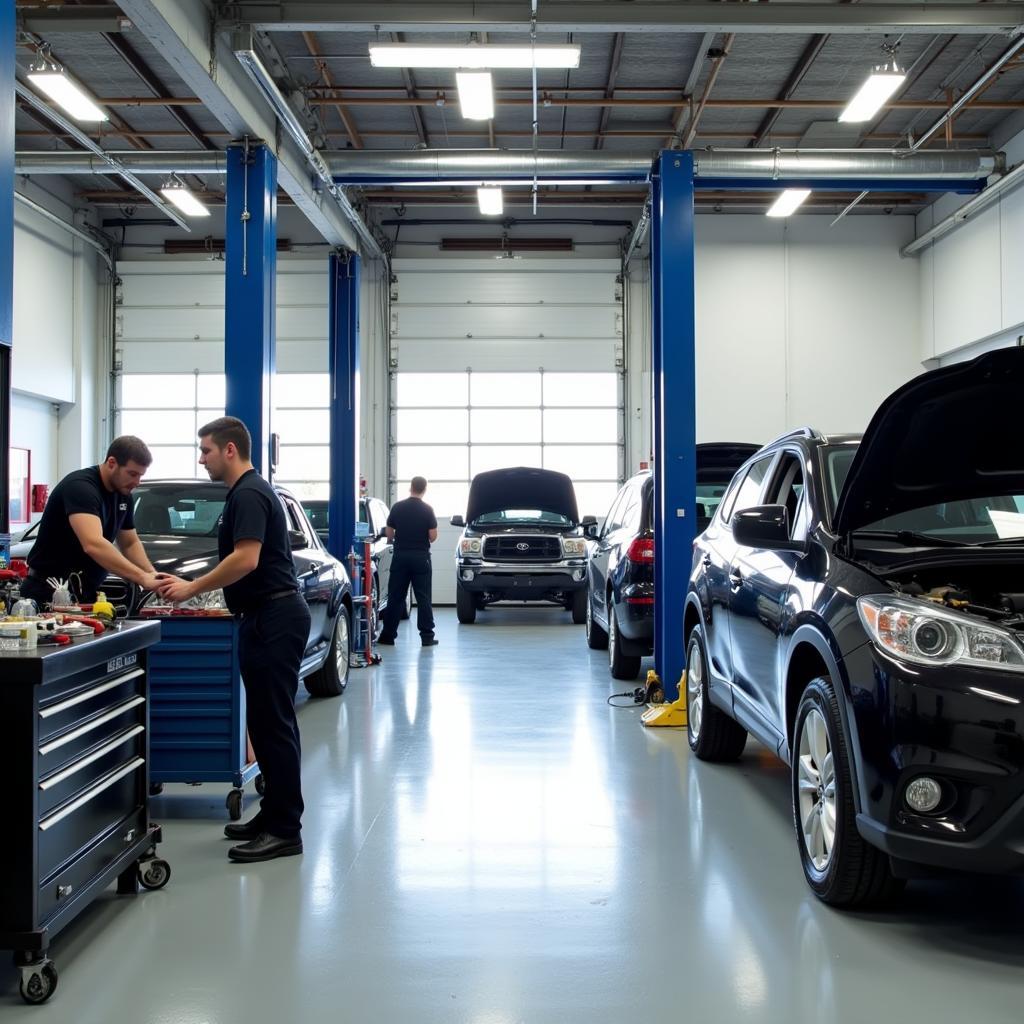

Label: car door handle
[729,569,743,589]
[702,555,712,568]
[308,562,322,574]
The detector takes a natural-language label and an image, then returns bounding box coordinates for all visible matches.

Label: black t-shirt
[387,496,437,552]
[27,466,135,592]
[219,469,299,614]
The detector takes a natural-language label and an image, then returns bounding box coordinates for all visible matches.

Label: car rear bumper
[614,582,653,654]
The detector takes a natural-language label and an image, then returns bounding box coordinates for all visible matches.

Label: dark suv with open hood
[686,348,1024,907]
[451,467,597,624]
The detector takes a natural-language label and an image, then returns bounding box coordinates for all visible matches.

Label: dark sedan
[105,480,353,697]
[685,348,1024,906]
[586,444,758,679]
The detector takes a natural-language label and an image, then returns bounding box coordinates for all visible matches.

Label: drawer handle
[39,758,145,832]
[38,726,145,791]
[56,884,73,901]
[39,669,145,719]
[39,697,146,756]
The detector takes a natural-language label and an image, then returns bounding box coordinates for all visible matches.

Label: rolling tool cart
[0,620,168,1005]
[142,612,262,820]
[347,535,381,668]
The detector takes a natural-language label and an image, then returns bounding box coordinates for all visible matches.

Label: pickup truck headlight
[141,586,229,612]
[562,538,587,556]
[459,538,482,556]
[857,595,1024,673]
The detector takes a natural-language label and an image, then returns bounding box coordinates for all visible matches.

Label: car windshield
[825,446,1024,544]
[132,484,226,537]
[472,508,574,527]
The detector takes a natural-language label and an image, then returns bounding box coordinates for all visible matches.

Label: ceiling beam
[114,0,363,250]
[594,32,624,151]
[302,31,364,148]
[228,2,1024,35]
[392,31,429,147]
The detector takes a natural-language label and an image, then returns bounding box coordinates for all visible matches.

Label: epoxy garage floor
[3,608,1023,1022]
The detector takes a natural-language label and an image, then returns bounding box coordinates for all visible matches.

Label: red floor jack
[347,539,381,667]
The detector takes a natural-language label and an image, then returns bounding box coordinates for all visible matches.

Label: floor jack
[640,669,689,727]
[347,540,381,668]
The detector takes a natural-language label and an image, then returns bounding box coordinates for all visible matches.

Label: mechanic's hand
[155,573,197,604]
[137,572,163,592]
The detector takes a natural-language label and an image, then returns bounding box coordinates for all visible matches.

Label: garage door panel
[276,306,328,341]
[397,271,618,306]
[396,305,616,340]
[395,338,618,372]
[120,305,224,342]
[117,271,224,308]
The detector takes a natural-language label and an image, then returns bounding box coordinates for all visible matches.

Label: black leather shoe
[421,637,439,647]
[228,832,303,862]
[224,816,263,841]
[377,637,395,645]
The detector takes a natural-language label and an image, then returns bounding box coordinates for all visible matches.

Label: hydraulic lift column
[327,252,359,561]
[0,2,14,566]
[651,152,697,701]
[225,142,277,476]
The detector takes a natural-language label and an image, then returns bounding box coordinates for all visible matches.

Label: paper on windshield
[987,508,1024,539]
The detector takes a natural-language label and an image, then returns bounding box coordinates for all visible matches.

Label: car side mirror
[584,523,600,539]
[288,529,307,550]
[732,505,799,550]
[450,515,465,527]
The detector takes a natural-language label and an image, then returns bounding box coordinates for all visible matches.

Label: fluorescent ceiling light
[234,45,312,147]
[27,61,107,122]
[766,189,811,218]
[457,72,494,120]
[839,65,906,123]
[369,43,581,69]
[477,187,504,216]
[160,183,211,218]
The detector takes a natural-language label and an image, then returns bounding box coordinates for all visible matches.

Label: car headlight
[459,538,482,556]
[141,586,228,611]
[857,595,1024,672]
[562,538,587,556]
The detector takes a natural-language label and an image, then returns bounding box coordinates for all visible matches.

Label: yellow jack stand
[640,670,688,728]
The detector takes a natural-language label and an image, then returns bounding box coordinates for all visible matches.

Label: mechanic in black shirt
[157,417,311,864]
[23,436,161,606]
[377,476,438,647]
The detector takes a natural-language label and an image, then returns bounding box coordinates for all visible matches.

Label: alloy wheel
[608,610,617,667]
[335,611,350,678]
[687,641,704,740]
[797,707,836,872]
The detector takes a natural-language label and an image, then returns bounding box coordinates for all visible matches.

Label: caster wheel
[254,773,265,796]
[19,961,58,1005]
[149,782,164,796]
[226,788,243,820]
[138,859,171,891]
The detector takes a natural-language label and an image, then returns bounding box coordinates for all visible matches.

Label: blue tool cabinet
[146,616,261,819]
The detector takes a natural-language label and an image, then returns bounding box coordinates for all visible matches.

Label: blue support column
[327,252,360,561]
[652,152,697,701]
[225,143,277,475]
[0,1,14,565]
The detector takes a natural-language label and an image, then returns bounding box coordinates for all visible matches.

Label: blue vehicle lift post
[0,4,14,567]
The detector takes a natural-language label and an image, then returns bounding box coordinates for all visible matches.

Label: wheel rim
[608,611,616,666]
[797,707,837,872]
[336,612,349,680]
[687,641,704,740]
[585,593,593,638]
[405,587,412,616]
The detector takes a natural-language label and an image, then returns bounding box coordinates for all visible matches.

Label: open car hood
[833,347,1024,535]
[466,467,580,524]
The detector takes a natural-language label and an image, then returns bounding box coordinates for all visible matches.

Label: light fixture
[27,54,108,122]
[766,189,811,218]
[839,58,906,123]
[369,43,581,69]
[234,41,312,146]
[457,72,494,120]
[159,178,211,218]
[477,187,504,216]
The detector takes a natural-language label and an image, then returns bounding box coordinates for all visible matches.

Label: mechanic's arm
[156,540,262,603]
[428,528,438,544]
[117,528,156,575]
[386,527,396,542]
[70,514,160,589]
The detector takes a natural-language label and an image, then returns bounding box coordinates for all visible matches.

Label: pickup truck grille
[483,536,562,562]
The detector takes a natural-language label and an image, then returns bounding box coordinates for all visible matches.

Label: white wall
[624,214,923,469]
[917,126,1024,364]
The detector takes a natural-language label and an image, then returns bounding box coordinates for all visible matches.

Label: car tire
[570,589,587,625]
[608,607,641,680]
[456,584,477,624]
[792,676,903,908]
[686,627,747,761]
[586,591,608,650]
[304,606,350,698]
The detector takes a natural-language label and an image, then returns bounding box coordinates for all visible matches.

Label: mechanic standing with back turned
[377,475,438,647]
[157,416,311,863]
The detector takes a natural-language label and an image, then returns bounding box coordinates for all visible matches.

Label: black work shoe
[228,832,303,862]
[377,637,395,645]
[421,637,439,647]
[224,816,264,841]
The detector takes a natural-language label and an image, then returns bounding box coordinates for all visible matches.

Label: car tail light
[626,538,654,563]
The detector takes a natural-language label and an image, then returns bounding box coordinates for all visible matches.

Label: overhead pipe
[14,192,113,270]
[15,147,1000,184]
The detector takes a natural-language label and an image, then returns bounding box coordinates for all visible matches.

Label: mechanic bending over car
[157,416,312,864]
[22,435,161,606]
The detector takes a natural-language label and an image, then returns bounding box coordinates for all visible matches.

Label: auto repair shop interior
[2,0,1024,1019]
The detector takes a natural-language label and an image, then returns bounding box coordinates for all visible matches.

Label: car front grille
[482,536,562,562]
[101,575,137,614]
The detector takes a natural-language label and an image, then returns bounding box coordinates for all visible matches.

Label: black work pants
[379,549,434,642]
[238,594,311,839]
